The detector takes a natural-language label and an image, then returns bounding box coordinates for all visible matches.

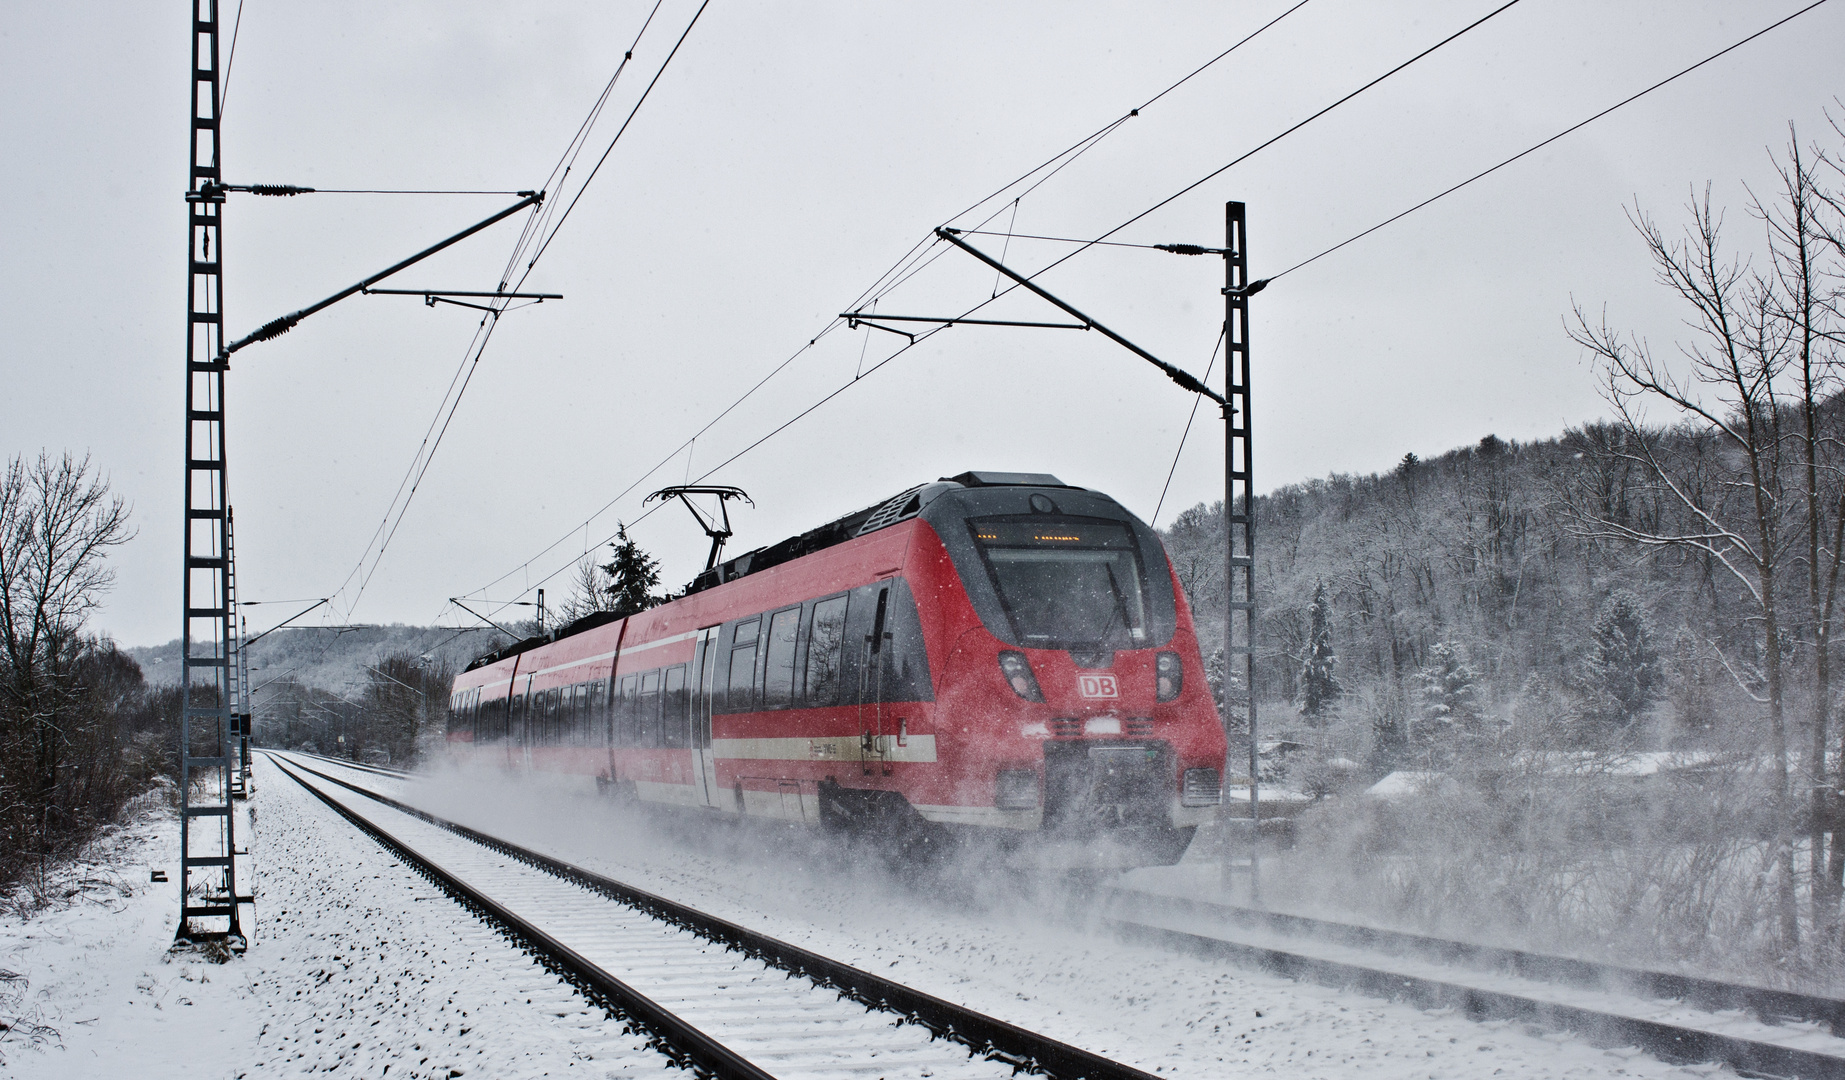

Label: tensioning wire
[330,0,695,624]
[463,0,1329,611]
[1268,0,1836,283]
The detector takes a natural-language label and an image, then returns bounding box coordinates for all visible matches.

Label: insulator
[250,184,314,196]
[250,315,299,342]
[1156,243,1210,256]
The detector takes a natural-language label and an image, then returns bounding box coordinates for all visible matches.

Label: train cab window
[639,670,662,747]
[724,619,760,713]
[663,666,689,748]
[615,674,640,746]
[805,594,849,706]
[762,607,800,709]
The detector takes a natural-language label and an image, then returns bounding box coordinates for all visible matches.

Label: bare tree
[0,452,134,884]
[1754,130,1845,917]
[558,555,615,625]
[1568,187,1808,950]
[360,651,454,763]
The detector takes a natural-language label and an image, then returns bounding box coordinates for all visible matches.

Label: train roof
[463,470,1077,672]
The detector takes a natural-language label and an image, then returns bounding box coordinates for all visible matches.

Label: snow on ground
[1,744,1763,1079]
[2,760,674,1079]
[365,755,1739,1079]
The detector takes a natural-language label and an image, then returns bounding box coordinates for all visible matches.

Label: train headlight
[1182,768,1222,806]
[997,651,1044,702]
[1156,651,1184,701]
[996,769,1040,810]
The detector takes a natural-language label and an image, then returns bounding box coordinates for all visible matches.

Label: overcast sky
[5,0,1843,648]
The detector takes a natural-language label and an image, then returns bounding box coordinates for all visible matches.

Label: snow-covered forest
[1157,129,1845,980]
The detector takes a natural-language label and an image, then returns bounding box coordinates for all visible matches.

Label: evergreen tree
[1582,589,1660,736]
[1300,580,1340,717]
[1411,641,1482,750]
[600,524,663,619]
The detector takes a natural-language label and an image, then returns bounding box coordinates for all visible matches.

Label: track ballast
[264,751,1160,1080]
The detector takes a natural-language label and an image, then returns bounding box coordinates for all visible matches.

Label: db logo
[1078,674,1119,699]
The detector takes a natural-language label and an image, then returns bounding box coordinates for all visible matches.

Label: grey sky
[4,0,1842,648]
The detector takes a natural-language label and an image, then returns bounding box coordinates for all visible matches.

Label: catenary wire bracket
[364,288,563,314]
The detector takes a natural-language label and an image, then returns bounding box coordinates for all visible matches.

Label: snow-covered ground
[0,749,1766,1078]
[309,754,1739,1078]
[1,761,671,1078]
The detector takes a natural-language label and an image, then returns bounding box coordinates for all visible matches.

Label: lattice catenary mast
[176,0,248,945]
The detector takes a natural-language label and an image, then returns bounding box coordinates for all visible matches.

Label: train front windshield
[967,518,1154,648]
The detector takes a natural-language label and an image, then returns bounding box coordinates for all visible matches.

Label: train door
[691,626,722,807]
[856,582,892,775]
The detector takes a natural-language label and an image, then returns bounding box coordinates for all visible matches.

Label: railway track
[261,751,1159,1080]
[273,750,1845,1078]
[1090,887,1845,1079]
[286,749,410,779]
[1100,887,1845,1035]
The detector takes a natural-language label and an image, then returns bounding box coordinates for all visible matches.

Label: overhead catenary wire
[467,0,1546,623]
[218,0,246,119]
[463,5,1319,614]
[500,0,667,289]
[327,0,700,627]
[1143,0,1838,508]
[1269,0,1837,282]
[515,0,713,279]
[1151,326,1226,529]
[963,0,1526,302]
[645,2,1528,498]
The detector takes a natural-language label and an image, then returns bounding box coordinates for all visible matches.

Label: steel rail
[1096,901,1845,1080]
[268,754,776,1080]
[277,749,1845,1077]
[283,748,410,779]
[266,750,1161,1080]
[1101,889,1845,1035]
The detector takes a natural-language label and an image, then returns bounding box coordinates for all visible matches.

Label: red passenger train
[446,471,1226,864]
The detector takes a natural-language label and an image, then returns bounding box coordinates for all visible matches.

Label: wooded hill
[1158,422,1765,769]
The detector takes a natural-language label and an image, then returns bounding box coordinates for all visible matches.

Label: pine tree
[600,524,663,619]
[1411,641,1482,750]
[1582,589,1660,736]
[1300,580,1340,718]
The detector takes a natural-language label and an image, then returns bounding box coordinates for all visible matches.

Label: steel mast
[177,0,246,946]
[1221,202,1259,899]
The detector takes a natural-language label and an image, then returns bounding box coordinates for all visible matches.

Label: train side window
[601,675,617,747]
[639,670,663,748]
[724,618,760,713]
[804,594,849,707]
[761,606,800,709]
[511,688,527,742]
[663,665,689,748]
[616,674,639,746]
